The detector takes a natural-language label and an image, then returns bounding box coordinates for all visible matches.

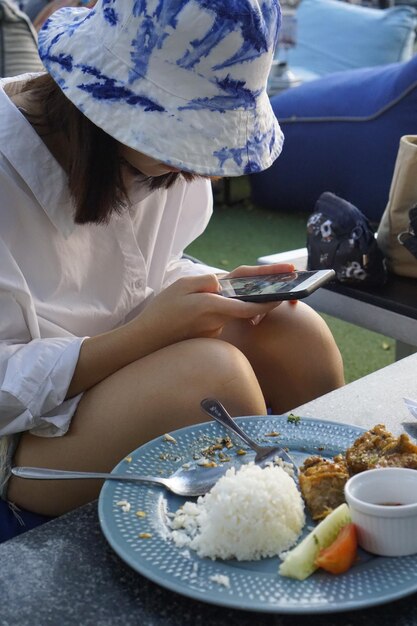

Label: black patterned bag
[307,192,387,286]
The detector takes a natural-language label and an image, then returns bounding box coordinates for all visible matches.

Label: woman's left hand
[221,263,298,325]
[223,263,296,279]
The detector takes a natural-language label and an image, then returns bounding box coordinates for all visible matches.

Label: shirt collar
[0,75,76,238]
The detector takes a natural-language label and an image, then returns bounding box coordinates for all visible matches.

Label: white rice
[169,463,305,561]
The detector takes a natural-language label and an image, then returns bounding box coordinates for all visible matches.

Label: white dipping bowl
[344,468,417,557]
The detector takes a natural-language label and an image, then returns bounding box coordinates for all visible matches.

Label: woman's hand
[222,263,298,325]
[134,273,279,349]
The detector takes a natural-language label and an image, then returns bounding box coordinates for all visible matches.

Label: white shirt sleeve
[0,339,84,437]
[0,240,84,437]
[162,255,222,287]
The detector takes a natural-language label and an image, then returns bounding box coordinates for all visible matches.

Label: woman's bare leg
[8,338,265,516]
[221,301,344,414]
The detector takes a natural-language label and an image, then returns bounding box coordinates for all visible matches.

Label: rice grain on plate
[170,463,305,561]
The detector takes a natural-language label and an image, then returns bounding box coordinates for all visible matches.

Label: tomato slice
[314,523,358,575]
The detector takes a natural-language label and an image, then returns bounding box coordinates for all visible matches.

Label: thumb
[181,273,221,294]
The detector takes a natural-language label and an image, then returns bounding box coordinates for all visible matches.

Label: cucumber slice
[279,503,352,580]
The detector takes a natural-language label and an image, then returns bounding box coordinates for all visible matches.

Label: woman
[0,0,344,525]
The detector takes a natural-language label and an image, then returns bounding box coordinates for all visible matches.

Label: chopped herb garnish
[287,413,301,424]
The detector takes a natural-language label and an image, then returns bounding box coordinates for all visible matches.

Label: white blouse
[0,75,215,438]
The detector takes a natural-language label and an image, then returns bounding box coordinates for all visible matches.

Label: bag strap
[398,205,417,260]
[0,2,5,77]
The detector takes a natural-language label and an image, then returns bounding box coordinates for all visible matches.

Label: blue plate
[98,416,417,614]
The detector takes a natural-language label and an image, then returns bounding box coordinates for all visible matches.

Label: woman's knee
[176,338,266,413]
[183,338,253,380]
[223,302,344,402]
[267,302,344,384]
[291,303,342,365]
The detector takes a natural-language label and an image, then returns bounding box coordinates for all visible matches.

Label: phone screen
[219,270,335,302]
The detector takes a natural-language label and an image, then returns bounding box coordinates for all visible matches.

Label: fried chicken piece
[345,424,396,474]
[345,424,417,474]
[299,425,417,519]
[369,433,417,469]
[299,455,349,521]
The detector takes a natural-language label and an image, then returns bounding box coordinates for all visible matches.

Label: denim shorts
[0,434,21,500]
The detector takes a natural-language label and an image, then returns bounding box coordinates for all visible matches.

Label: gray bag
[0,0,43,77]
[377,135,417,278]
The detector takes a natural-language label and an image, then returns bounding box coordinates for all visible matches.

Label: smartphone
[218,269,335,302]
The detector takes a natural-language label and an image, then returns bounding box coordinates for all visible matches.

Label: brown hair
[21,74,198,224]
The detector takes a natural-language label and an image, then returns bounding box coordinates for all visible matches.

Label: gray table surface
[1,354,417,626]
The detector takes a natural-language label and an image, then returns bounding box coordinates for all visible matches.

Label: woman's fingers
[211,295,278,319]
[225,263,295,279]
[249,313,266,326]
[176,273,221,294]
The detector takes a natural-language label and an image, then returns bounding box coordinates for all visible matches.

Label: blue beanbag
[250,55,417,222]
[283,0,417,79]
[0,499,53,543]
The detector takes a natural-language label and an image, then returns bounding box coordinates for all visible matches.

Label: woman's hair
[21,74,197,224]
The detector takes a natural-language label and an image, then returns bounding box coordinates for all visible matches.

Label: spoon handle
[200,398,262,453]
[11,466,167,487]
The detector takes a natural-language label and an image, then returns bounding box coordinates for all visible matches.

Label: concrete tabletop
[293,351,417,438]
[1,354,417,626]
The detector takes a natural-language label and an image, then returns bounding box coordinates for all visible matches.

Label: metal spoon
[200,397,299,476]
[11,464,230,498]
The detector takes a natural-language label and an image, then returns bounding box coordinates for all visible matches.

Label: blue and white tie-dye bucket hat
[38,0,284,177]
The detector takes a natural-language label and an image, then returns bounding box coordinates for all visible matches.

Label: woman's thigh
[8,338,265,516]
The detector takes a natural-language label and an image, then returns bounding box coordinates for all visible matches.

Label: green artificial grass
[185,178,395,383]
